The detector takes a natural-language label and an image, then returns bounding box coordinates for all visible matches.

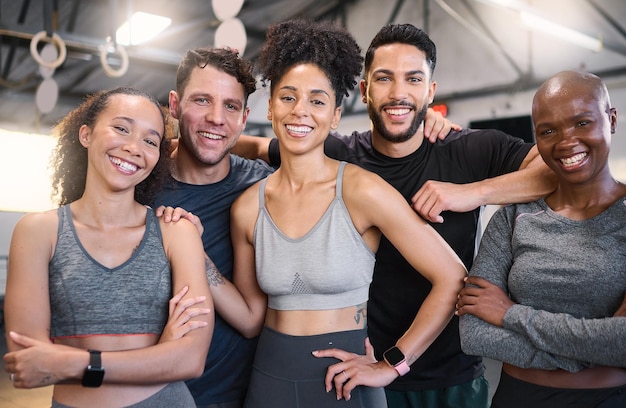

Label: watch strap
[82,349,105,387]
[88,349,102,369]
[383,345,411,377]
[393,359,410,376]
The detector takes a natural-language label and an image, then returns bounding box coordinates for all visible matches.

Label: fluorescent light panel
[475,0,603,52]
[116,12,171,46]
[520,12,603,52]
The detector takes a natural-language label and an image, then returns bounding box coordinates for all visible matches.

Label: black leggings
[244,326,387,408]
[492,371,626,408]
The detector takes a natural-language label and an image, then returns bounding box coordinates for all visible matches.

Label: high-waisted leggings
[244,326,387,408]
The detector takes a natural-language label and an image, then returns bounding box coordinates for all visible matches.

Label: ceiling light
[116,12,171,46]
[520,12,603,52]
[474,0,525,9]
[475,0,603,52]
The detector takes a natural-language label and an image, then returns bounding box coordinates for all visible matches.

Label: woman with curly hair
[200,19,466,407]
[3,87,214,407]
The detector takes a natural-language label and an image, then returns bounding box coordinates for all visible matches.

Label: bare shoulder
[14,209,59,237]
[10,209,59,260]
[157,214,205,265]
[232,178,262,215]
[342,163,395,200]
[341,163,420,231]
[157,214,196,237]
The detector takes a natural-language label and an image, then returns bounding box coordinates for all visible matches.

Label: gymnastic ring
[30,31,67,69]
[100,41,129,78]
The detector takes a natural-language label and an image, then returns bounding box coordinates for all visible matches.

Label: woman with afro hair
[204,19,467,407]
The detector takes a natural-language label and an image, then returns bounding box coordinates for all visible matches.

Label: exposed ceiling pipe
[387,0,406,24]
[435,0,524,76]
[424,0,430,34]
[2,0,32,79]
[585,0,626,56]
[0,25,182,67]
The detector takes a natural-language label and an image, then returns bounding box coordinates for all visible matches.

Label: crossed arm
[456,208,626,372]
[3,213,214,388]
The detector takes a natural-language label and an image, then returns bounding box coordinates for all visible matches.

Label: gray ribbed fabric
[460,196,626,371]
[254,161,376,310]
[49,205,171,338]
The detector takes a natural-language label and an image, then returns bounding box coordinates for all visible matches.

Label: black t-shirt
[269,129,533,390]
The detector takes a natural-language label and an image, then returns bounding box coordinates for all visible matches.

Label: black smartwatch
[383,346,410,376]
[82,349,105,387]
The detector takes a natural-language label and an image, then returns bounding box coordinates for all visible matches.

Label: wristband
[383,346,411,377]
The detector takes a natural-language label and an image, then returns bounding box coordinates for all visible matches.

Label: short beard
[369,102,429,143]
[177,115,231,166]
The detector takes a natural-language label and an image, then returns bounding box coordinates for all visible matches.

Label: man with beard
[235,23,555,408]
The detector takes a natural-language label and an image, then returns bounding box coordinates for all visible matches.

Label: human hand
[4,331,82,388]
[159,286,211,343]
[613,293,626,317]
[423,108,462,143]
[312,337,396,401]
[455,276,514,327]
[411,181,483,223]
[154,206,204,237]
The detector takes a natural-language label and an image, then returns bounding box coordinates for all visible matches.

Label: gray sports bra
[254,161,376,311]
[49,205,171,338]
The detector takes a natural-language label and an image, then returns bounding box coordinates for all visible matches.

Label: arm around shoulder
[466,145,557,207]
[232,134,272,163]
[203,185,267,339]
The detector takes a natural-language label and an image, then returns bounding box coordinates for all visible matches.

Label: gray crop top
[49,205,171,339]
[254,161,376,311]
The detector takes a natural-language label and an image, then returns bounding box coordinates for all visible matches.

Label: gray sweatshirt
[459,197,626,372]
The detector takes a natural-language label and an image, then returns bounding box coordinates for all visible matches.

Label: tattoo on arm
[205,257,225,287]
[354,303,367,326]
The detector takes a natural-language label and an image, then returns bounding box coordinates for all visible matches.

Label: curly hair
[176,47,257,106]
[255,19,363,107]
[365,23,437,78]
[49,87,173,206]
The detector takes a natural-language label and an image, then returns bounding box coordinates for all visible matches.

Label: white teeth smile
[286,125,312,135]
[560,152,587,167]
[109,156,138,172]
[385,108,410,115]
[199,131,223,140]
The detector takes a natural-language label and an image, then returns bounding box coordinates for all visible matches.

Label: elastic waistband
[253,326,367,381]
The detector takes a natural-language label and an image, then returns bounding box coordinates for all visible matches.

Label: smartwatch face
[384,346,405,365]
[83,367,105,387]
